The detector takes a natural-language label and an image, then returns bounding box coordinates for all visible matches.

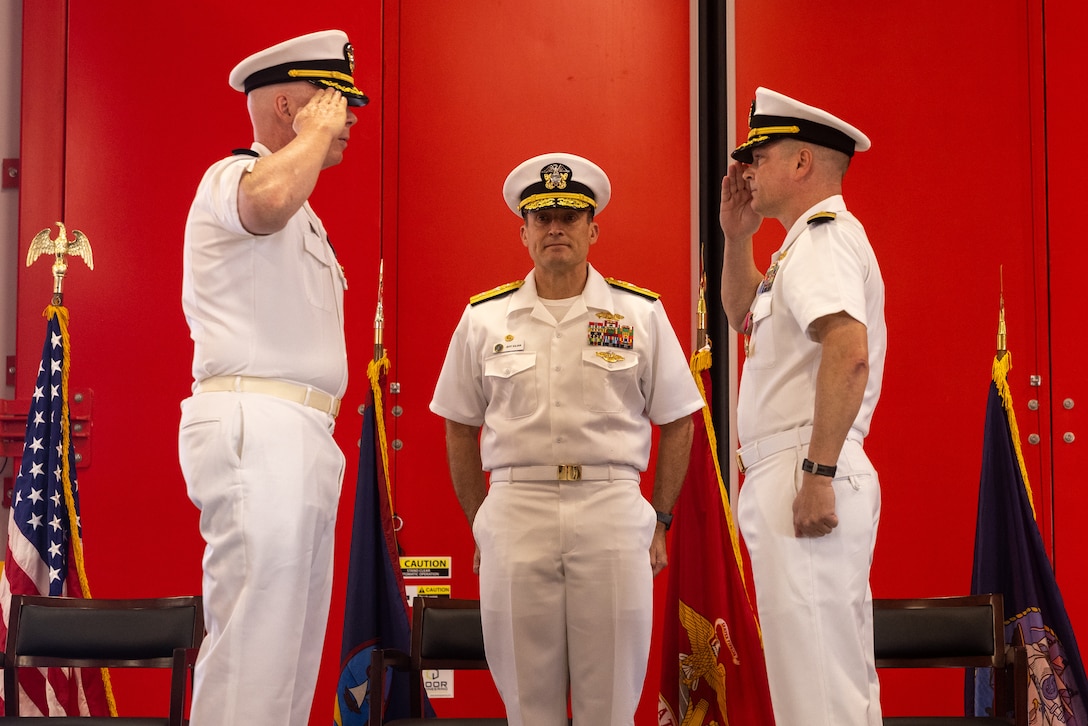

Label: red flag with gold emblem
[658,346,775,726]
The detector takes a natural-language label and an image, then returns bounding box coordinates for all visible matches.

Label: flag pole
[367,259,393,526]
[18,221,117,716]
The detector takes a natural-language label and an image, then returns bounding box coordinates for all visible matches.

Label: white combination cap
[228,29,368,107]
[502,152,611,217]
[732,87,869,163]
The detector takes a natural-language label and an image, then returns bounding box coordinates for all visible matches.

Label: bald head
[246,82,319,152]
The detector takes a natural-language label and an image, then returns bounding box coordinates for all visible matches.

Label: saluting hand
[719,163,762,242]
[293,87,349,141]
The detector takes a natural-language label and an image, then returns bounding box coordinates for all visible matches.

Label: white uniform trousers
[474,475,656,726]
[179,392,345,726]
[736,438,882,726]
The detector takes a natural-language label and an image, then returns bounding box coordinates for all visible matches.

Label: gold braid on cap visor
[734,124,802,153]
[288,68,366,96]
[519,193,597,212]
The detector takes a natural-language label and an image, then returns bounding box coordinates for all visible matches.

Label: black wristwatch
[801,458,837,478]
[655,510,674,531]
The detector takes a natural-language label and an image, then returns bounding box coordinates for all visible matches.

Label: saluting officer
[431,152,704,726]
[180,29,367,726]
[720,87,887,726]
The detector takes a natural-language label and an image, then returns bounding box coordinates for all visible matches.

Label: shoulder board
[605,277,660,300]
[806,211,837,226]
[470,280,525,306]
[231,148,260,157]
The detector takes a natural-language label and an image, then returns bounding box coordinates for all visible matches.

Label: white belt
[490,464,640,482]
[736,426,814,474]
[736,425,865,474]
[195,375,341,417]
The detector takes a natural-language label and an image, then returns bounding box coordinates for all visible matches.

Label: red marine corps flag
[658,330,775,725]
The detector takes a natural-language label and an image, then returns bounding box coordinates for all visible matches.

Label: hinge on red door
[1,159,18,189]
[5,355,14,388]
[0,389,94,468]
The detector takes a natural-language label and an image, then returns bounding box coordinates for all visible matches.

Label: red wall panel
[1044,0,1088,650]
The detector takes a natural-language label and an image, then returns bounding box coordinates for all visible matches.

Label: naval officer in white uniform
[720,87,886,726]
[431,152,704,726]
[179,29,367,726]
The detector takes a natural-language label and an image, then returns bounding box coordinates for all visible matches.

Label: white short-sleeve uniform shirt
[182,142,349,398]
[737,195,886,445]
[430,264,704,471]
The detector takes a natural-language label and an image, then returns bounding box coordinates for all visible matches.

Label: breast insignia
[470,280,525,306]
[806,211,837,225]
[605,277,660,301]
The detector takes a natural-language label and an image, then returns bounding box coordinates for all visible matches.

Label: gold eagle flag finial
[26,221,94,304]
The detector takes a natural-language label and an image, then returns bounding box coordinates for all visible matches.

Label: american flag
[0,305,110,717]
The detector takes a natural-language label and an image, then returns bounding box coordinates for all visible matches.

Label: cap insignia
[344,43,355,74]
[541,163,571,191]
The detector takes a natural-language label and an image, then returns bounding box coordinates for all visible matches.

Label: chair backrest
[369,597,509,725]
[873,593,1003,668]
[873,593,1027,725]
[2,594,204,722]
[412,597,489,671]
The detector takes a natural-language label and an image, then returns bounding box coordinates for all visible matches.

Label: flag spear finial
[374,260,385,362]
[697,269,711,352]
[997,266,1007,360]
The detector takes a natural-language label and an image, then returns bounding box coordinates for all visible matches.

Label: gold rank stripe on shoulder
[470,280,525,306]
[605,277,660,300]
[807,211,837,225]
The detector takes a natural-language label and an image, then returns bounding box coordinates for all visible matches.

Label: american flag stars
[8,310,81,597]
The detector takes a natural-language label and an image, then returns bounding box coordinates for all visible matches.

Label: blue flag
[968,352,1088,724]
[333,356,430,725]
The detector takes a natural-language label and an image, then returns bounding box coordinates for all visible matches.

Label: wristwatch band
[801,458,837,478]
[655,510,674,531]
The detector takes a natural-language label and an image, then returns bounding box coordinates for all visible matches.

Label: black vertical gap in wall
[698,0,733,488]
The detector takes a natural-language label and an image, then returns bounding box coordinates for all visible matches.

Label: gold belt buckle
[735,451,747,474]
[557,465,582,481]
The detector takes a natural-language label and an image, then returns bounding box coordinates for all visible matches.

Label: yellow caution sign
[400,556,452,579]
